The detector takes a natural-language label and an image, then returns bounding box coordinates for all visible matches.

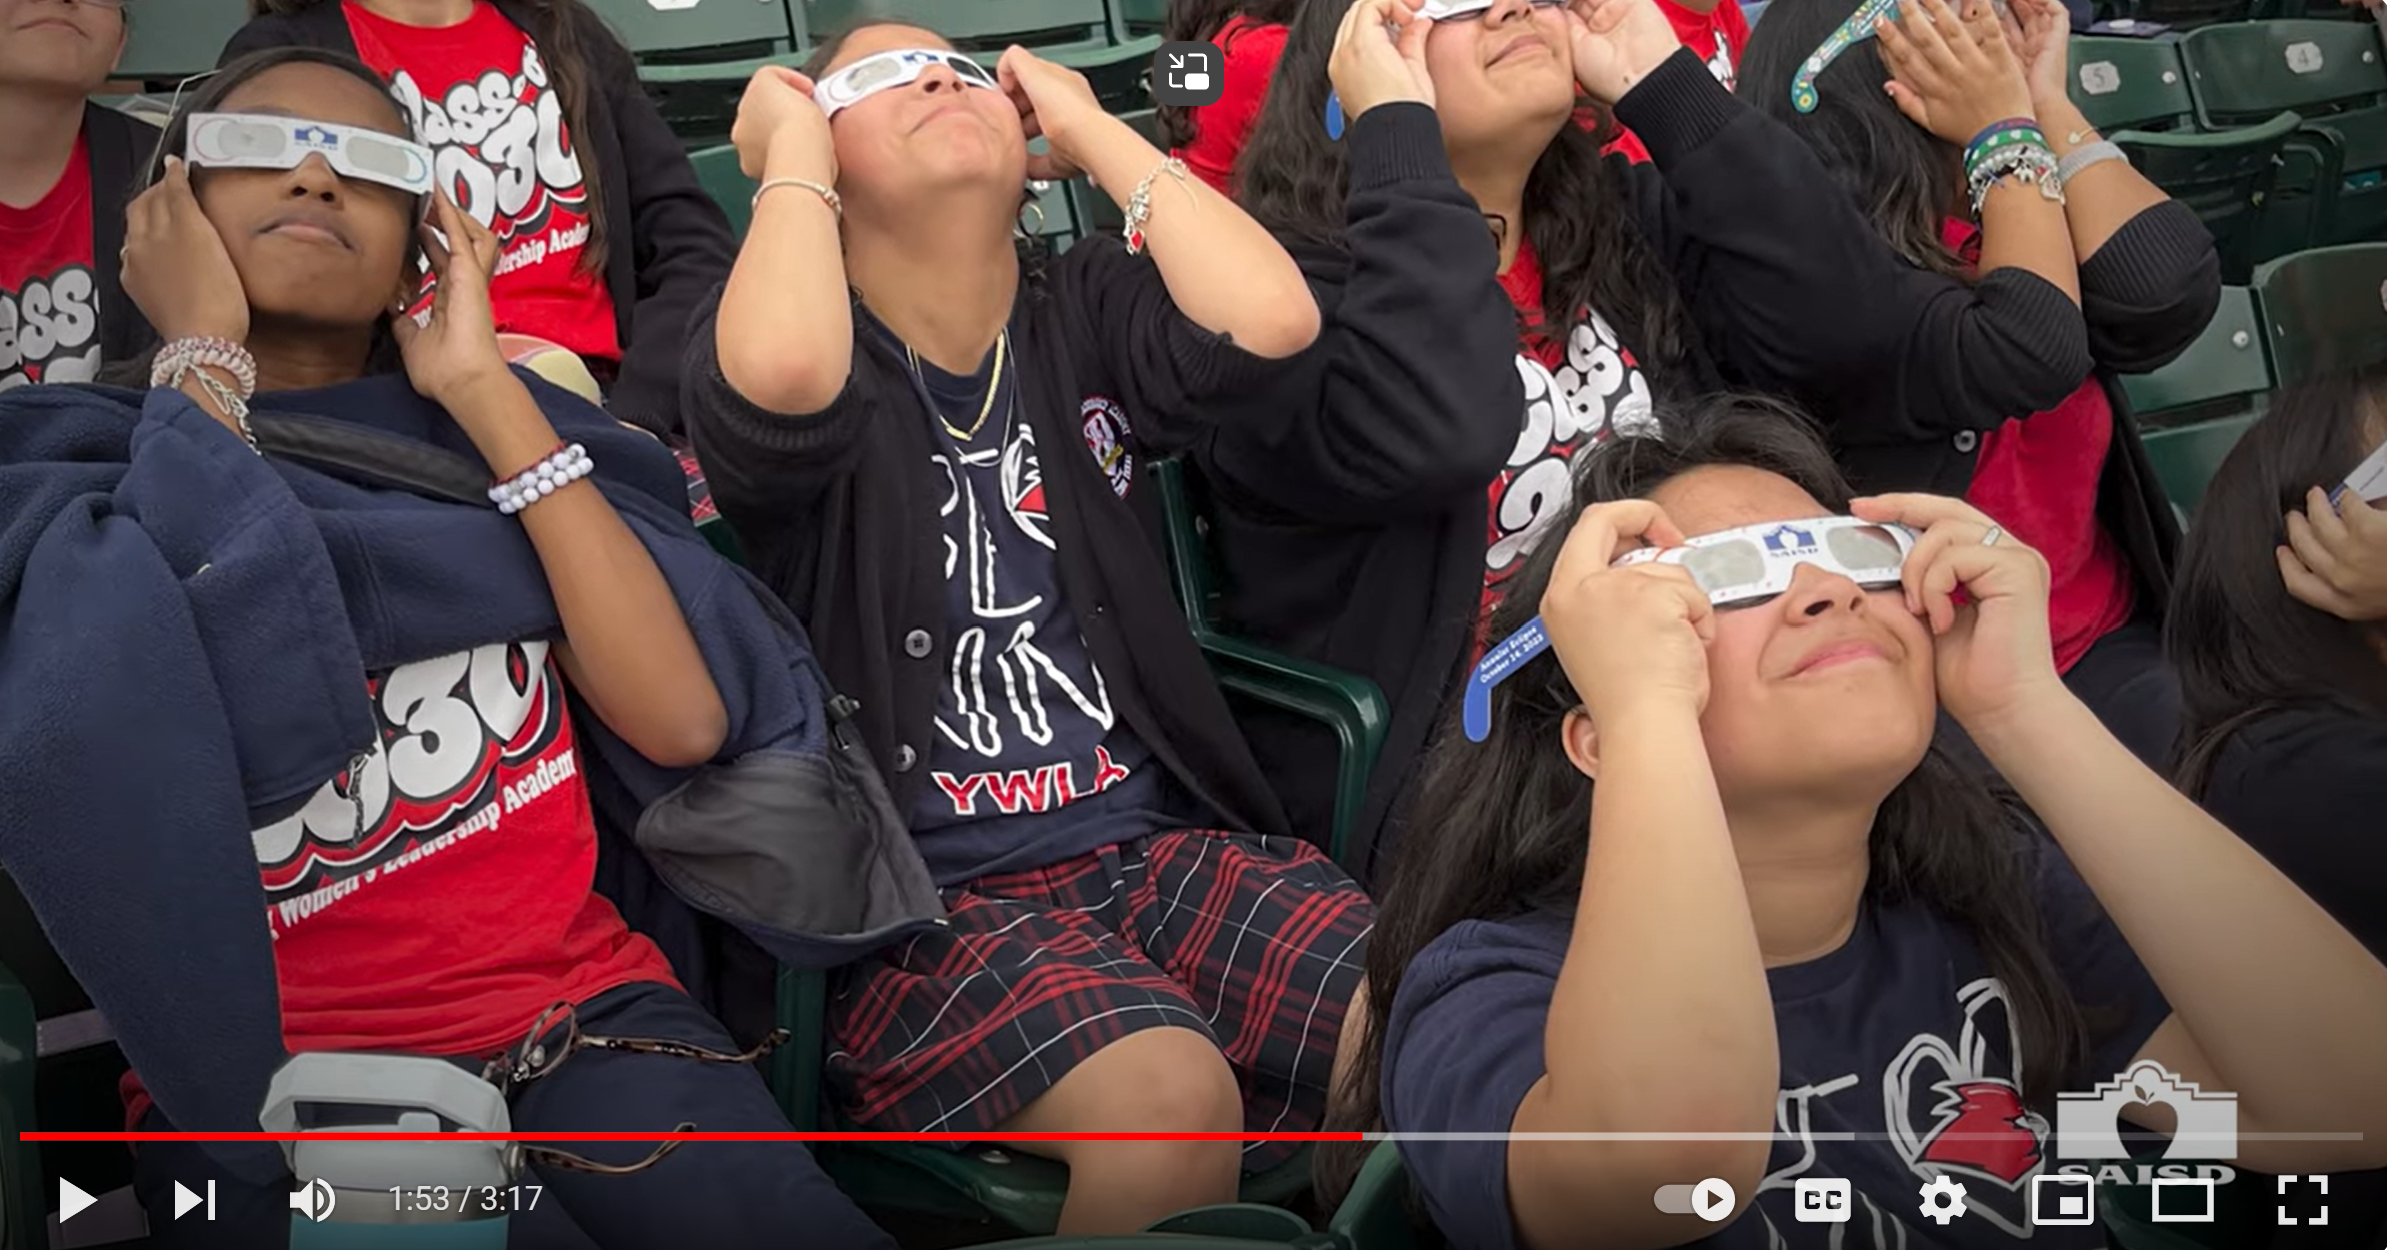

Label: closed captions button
[1654,1178,1737,1223]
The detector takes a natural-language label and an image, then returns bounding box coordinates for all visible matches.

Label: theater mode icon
[2056,1061,2237,1160]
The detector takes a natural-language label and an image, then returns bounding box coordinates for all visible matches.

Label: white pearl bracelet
[489,443,592,516]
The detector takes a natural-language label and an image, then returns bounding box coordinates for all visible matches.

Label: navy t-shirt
[1383,837,2171,1250]
[900,334,1181,886]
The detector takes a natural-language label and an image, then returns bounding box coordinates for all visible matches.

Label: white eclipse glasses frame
[1612,516,1919,608]
[1417,0,1566,17]
[2331,436,2387,508]
[184,112,435,199]
[814,48,999,120]
[1461,516,1918,742]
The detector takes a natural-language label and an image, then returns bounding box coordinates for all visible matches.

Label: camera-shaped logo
[2055,1061,2237,1160]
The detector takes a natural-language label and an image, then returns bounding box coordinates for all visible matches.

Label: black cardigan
[1179,50,2105,880]
[86,102,160,367]
[221,0,734,437]
[681,241,1294,848]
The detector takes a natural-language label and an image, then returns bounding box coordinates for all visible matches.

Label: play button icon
[1693,1177,1737,1223]
[58,1178,98,1223]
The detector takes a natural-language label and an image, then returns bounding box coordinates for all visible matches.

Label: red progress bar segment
[22,1132,1366,1143]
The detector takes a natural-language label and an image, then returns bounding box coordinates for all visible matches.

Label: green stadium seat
[2181,19,2387,247]
[1108,0,1170,38]
[0,959,39,1250]
[2070,35,2201,131]
[115,0,246,86]
[2123,0,2255,32]
[2251,240,2387,383]
[2143,411,2263,518]
[588,0,804,146]
[2121,285,2275,416]
[688,143,760,238]
[1325,1142,1430,1250]
[802,0,1159,109]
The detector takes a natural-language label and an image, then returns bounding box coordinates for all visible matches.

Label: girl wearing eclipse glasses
[1337,394,2387,1249]
[681,20,1370,1238]
[0,46,896,1250]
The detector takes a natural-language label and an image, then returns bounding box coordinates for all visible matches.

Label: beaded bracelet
[1963,117,2039,169]
[151,336,258,398]
[1122,156,1191,257]
[1967,141,2065,215]
[488,442,593,516]
[151,336,261,452]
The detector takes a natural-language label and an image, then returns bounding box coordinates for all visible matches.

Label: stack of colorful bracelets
[1964,117,2065,215]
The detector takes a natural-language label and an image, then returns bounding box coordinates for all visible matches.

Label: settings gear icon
[1918,1175,1968,1225]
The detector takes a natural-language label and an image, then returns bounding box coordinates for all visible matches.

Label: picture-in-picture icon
[1149,41,1225,107]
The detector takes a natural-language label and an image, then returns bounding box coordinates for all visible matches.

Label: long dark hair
[2170,364,2387,795]
[1156,0,1304,148]
[106,46,423,385]
[1315,394,2090,1203]
[250,0,613,275]
[1736,0,1967,277]
[1234,0,1693,371]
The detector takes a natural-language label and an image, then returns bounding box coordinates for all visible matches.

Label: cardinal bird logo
[1886,978,2052,1237]
[1915,1080,2044,1184]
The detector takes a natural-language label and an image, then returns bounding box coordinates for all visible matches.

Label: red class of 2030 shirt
[345,0,621,364]
[0,134,102,390]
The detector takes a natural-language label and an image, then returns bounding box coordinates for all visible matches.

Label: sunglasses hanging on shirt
[1460,517,1919,741]
[184,112,436,198]
[814,48,999,120]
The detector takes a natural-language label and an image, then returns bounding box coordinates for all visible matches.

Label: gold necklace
[909,330,1008,442]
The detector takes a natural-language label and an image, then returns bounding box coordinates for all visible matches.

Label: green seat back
[0,960,39,1250]
[801,0,1157,106]
[117,0,246,84]
[1326,1141,1429,1250]
[2112,113,2300,281]
[2182,19,2387,125]
[2252,240,2387,383]
[2142,412,2263,517]
[1110,0,1170,36]
[687,143,759,238]
[2070,36,2198,131]
[2122,286,2275,416]
[584,0,795,58]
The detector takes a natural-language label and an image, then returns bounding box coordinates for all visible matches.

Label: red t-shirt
[1481,238,1654,640]
[251,640,675,1055]
[1598,0,1748,160]
[0,134,102,390]
[346,0,620,363]
[1945,221,2135,673]
[1179,16,1290,194]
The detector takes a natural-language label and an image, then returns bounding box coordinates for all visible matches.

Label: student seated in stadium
[0,47,894,1250]
[1177,0,2045,877]
[681,22,1372,1236]
[1329,396,2387,1249]
[1163,0,1751,189]
[1741,0,2218,770]
[224,0,736,443]
[2172,362,2387,960]
[0,0,156,389]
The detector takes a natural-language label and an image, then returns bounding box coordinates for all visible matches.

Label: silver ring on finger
[1980,525,2004,547]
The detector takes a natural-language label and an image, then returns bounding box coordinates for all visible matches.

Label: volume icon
[289,1177,337,1222]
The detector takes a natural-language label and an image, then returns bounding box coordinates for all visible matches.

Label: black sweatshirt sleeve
[679,282,874,527]
[1618,50,2093,441]
[1194,102,1523,525]
[1061,234,1306,456]
[583,16,738,438]
[219,15,311,61]
[2202,712,2387,961]
[2077,199,2221,375]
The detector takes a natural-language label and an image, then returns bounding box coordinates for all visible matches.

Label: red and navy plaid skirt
[824,830,1373,1171]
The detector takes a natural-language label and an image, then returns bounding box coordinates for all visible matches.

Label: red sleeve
[1717,0,1752,61]
[1179,20,1290,192]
